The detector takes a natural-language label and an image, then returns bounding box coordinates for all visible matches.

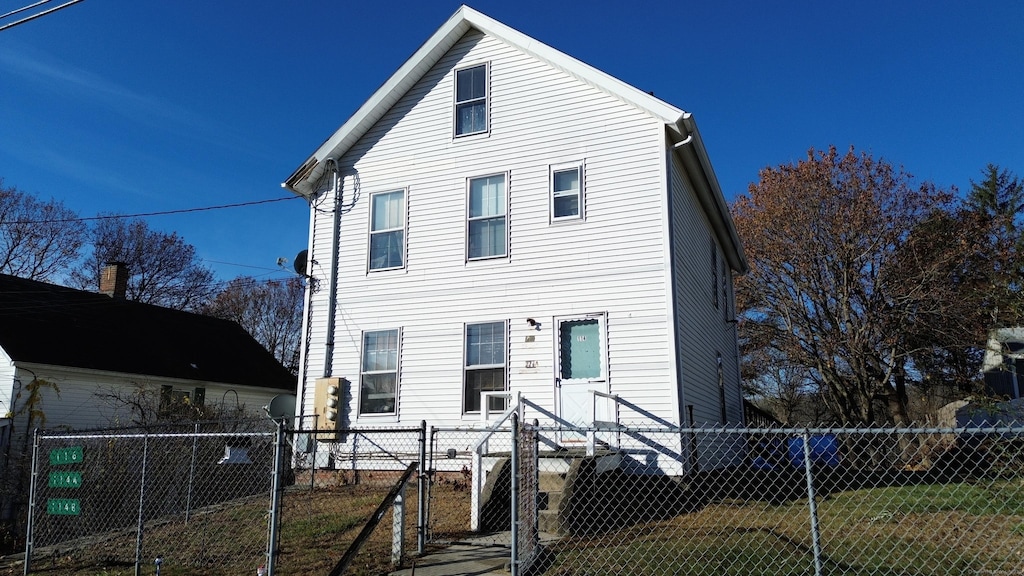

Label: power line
[201,259,287,273]
[1,196,301,225]
[0,0,85,32]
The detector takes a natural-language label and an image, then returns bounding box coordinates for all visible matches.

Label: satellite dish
[293,249,308,277]
[266,394,296,419]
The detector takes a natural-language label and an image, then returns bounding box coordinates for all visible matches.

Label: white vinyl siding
[0,348,14,419]
[6,364,289,439]
[298,31,686,428]
[669,152,743,429]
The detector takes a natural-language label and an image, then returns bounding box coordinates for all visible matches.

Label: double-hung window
[464,321,507,413]
[467,174,506,260]
[454,63,488,136]
[368,190,406,271]
[359,329,400,415]
[551,163,583,221]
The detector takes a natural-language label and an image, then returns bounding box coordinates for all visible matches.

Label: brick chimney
[100,262,128,299]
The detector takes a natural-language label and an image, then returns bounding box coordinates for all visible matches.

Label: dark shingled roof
[0,274,296,391]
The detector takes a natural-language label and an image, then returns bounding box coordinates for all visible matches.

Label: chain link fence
[515,423,1024,576]
[17,419,1024,575]
[277,419,425,575]
[23,419,282,575]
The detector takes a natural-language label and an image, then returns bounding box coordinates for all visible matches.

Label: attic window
[550,162,583,221]
[454,63,488,136]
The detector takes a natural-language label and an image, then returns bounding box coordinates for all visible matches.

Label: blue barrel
[787,434,840,468]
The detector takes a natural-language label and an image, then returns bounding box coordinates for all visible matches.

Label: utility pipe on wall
[323,159,342,378]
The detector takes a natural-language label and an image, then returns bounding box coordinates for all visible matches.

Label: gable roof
[0,274,295,391]
[281,4,746,273]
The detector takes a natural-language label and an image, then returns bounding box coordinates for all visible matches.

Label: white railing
[588,390,622,456]
[470,391,521,530]
[468,390,625,529]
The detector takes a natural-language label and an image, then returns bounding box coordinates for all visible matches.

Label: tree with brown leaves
[732,147,1013,425]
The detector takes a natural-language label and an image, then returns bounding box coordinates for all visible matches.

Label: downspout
[669,131,693,429]
[672,134,693,150]
[324,159,342,378]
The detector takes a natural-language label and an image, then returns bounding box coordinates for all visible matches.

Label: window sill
[366,266,407,276]
[549,216,586,226]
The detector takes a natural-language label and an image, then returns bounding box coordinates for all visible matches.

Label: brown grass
[0,477,473,576]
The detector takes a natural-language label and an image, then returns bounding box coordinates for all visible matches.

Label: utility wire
[0,0,85,32]
[0,0,52,20]
[1,196,301,225]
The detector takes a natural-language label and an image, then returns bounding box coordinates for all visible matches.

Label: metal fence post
[417,420,427,556]
[471,447,482,531]
[22,429,40,576]
[185,422,199,524]
[510,412,520,576]
[392,483,405,565]
[134,433,150,576]
[267,419,286,576]
[802,430,823,576]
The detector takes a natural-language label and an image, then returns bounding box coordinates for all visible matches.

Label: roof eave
[282,6,474,197]
[673,115,748,274]
[282,5,691,197]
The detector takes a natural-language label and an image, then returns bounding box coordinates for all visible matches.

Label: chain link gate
[513,416,540,575]
[278,421,426,575]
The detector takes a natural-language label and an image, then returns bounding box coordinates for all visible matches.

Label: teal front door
[556,314,607,438]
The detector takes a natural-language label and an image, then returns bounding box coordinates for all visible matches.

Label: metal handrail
[472,391,521,453]
[591,390,620,428]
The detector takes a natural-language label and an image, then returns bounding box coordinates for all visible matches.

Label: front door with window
[555,314,607,440]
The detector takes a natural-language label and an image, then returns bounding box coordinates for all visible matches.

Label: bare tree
[94,383,253,427]
[0,179,87,281]
[70,216,215,310]
[203,276,305,374]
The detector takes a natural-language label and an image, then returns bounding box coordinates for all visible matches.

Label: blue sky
[2,1,1021,284]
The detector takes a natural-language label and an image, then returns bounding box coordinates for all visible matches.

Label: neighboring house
[983,327,1024,400]
[0,267,296,437]
[283,6,748,450]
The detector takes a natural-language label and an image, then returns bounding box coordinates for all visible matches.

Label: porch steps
[537,469,568,533]
[477,450,623,535]
[536,451,621,534]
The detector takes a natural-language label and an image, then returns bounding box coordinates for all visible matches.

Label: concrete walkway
[389,543,511,576]
[388,532,559,576]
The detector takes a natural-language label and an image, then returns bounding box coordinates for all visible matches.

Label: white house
[0,269,296,437]
[982,327,1024,399]
[283,6,748,444]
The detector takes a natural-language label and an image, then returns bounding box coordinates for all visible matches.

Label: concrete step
[538,471,566,492]
[538,509,562,534]
[537,490,563,511]
[537,456,573,475]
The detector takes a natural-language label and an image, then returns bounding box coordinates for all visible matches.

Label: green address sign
[47,499,80,516]
[48,471,82,489]
[49,446,84,466]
